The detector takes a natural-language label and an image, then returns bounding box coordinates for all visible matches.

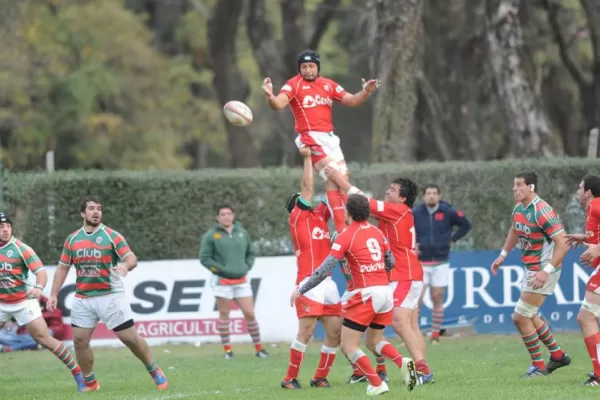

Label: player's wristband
[34,285,44,290]
[500,249,507,258]
[542,263,556,274]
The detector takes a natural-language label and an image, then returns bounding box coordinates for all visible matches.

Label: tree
[485,0,557,157]
[207,0,258,167]
[369,0,424,162]
[246,0,341,166]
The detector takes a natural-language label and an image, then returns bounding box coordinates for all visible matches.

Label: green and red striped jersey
[59,224,133,298]
[512,196,564,271]
[0,237,44,304]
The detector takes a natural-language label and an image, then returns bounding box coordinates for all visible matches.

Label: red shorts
[390,280,423,309]
[295,277,342,319]
[586,268,600,294]
[341,286,394,327]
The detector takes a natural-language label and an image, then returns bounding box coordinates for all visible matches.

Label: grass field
[2,333,599,400]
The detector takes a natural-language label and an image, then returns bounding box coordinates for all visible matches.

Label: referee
[414,184,471,344]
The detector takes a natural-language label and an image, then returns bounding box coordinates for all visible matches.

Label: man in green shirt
[200,205,268,359]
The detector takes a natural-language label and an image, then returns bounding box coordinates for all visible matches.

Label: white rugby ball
[223,100,253,127]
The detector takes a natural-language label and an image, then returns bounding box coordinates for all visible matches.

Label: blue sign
[312,248,590,340]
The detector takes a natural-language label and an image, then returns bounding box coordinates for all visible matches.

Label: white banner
[39,256,299,347]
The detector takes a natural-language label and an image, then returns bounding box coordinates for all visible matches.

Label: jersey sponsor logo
[302,85,311,89]
[311,227,330,240]
[377,200,384,212]
[76,248,102,259]
[359,262,385,273]
[514,221,531,235]
[302,94,333,108]
[281,84,292,92]
[332,243,341,251]
[213,233,221,239]
[77,265,102,278]
[0,262,13,272]
[335,85,343,93]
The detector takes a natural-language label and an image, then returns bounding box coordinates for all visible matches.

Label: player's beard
[85,216,101,227]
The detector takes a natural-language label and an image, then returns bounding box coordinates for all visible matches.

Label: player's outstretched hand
[290,288,301,307]
[564,233,586,247]
[581,242,600,267]
[490,255,505,276]
[47,295,58,312]
[532,271,549,290]
[362,78,381,94]
[262,77,273,97]
[299,146,312,159]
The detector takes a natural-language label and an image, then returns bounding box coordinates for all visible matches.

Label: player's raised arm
[340,79,381,108]
[491,227,519,275]
[263,77,292,111]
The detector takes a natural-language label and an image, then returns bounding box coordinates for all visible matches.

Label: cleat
[224,351,234,360]
[256,349,270,358]
[151,367,168,390]
[417,371,435,385]
[281,378,302,389]
[546,353,571,374]
[400,357,417,391]
[310,378,332,388]
[377,370,389,383]
[366,381,389,396]
[74,373,88,392]
[584,374,600,386]
[347,373,367,384]
[84,381,100,391]
[521,365,547,377]
[430,338,440,345]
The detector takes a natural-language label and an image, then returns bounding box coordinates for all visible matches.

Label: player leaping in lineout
[490,171,571,377]
[262,49,380,234]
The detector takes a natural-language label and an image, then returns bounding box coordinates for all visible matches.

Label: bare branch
[308,0,341,49]
[541,0,588,90]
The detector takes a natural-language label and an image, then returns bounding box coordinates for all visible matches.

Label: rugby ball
[223,100,253,127]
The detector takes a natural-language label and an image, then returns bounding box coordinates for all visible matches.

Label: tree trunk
[207,0,258,167]
[486,0,556,157]
[369,0,423,162]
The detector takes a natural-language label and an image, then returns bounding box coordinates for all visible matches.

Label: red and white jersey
[330,221,391,289]
[369,198,424,282]
[586,197,600,268]
[289,201,332,284]
[279,74,347,134]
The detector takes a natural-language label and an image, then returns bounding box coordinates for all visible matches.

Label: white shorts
[389,280,423,309]
[423,263,449,288]
[295,276,341,318]
[295,131,347,177]
[211,276,253,300]
[0,299,42,326]
[71,292,134,330]
[341,286,394,327]
[520,269,562,296]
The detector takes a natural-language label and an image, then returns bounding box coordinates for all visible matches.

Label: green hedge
[3,158,598,264]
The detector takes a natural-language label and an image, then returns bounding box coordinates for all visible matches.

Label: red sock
[376,341,403,368]
[584,333,600,377]
[72,365,82,376]
[313,345,337,379]
[326,190,346,233]
[350,350,383,387]
[350,360,364,376]
[415,359,431,375]
[284,340,306,381]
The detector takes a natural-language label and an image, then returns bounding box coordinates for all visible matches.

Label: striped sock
[536,321,564,359]
[145,361,157,374]
[84,372,97,387]
[247,320,263,352]
[217,319,232,353]
[375,341,403,368]
[52,343,81,376]
[431,307,443,339]
[375,353,387,373]
[521,331,545,370]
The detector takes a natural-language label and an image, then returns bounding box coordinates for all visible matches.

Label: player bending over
[48,197,168,391]
[326,166,434,384]
[565,174,600,386]
[281,147,342,389]
[0,213,88,392]
[262,49,380,234]
[291,195,417,397]
[490,171,571,377]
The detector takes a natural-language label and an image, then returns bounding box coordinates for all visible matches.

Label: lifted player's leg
[24,315,87,392]
[578,290,600,385]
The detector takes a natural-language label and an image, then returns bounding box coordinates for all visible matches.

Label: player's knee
[579,299,600,325]
[73,334,91,349]
[513,299,539,320]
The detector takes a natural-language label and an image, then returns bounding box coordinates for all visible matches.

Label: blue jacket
[413,201,472,263]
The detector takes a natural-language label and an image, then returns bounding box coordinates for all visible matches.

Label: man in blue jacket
[414,184,472,344]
